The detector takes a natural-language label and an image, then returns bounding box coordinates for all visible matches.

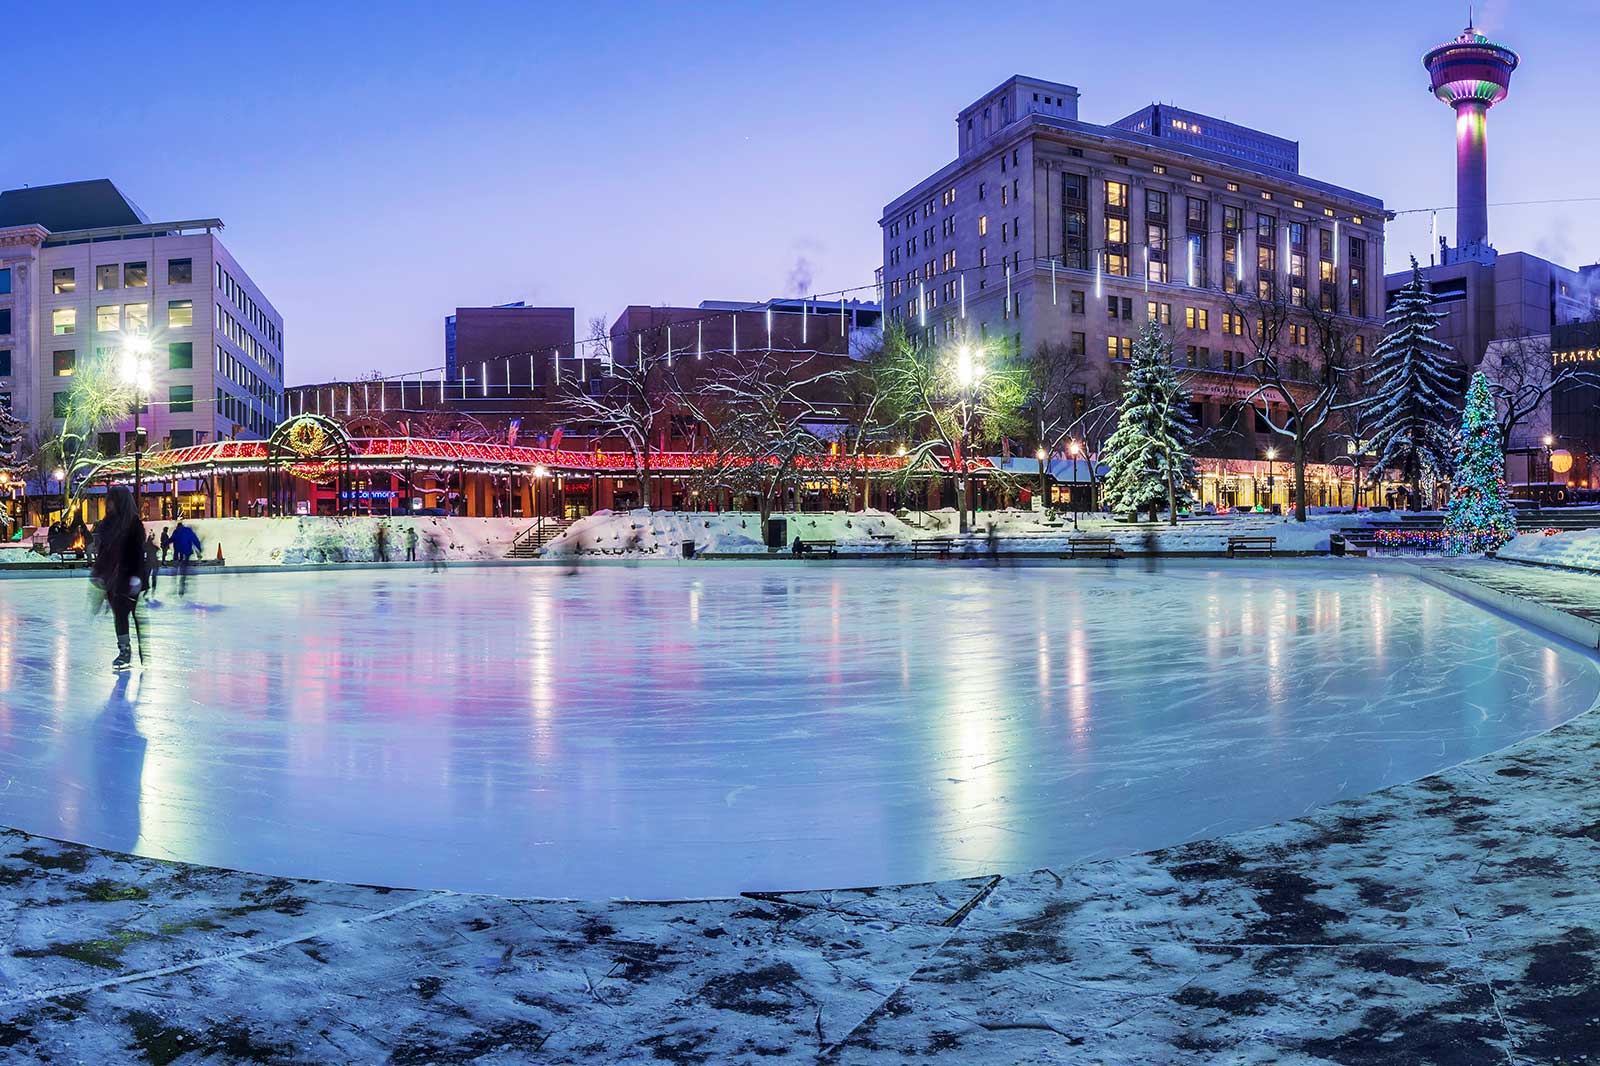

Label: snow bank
[1497,528,1600,573]
[131,516,529,566]
[542,508,1382,557]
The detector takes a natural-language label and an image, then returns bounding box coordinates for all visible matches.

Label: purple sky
[7,0,1593,384]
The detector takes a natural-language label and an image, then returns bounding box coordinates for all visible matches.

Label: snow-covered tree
[1444,371,1518,554]
[1101,321,1199,523]
[1366,258,1459,509]
[0,399,27,482]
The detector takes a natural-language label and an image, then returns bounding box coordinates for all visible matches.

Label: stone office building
[881,76,1388,509]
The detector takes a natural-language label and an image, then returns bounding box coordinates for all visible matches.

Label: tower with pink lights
[1424,17,1518,252]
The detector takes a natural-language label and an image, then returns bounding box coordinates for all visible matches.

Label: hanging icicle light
[918,281,927,328]
[460,368,467,400]
[481,361,488,397]
[1186,237,1197,289]
[1334,220,1342,270]
[1051,259,1058,305]
[960,274,966,319]
[697,320,703,359]
[637,333,643,371]
[666,325,673,368]
[1144,247,1151,294]
[1235,229,1245,286]
[733,314,738,359]
[765,306,773,350]
[440,366,446,404]
[1095,256,1103,298]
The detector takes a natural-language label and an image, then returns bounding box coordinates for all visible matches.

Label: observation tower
[1424,18,1519,250]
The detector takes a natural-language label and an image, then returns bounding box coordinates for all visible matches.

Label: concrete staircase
[506,518,573,558]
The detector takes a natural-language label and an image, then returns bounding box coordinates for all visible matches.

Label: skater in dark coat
[159,526,172,565]
[91,487,148,671]
[143,532,160,594]
[171,518,202,596]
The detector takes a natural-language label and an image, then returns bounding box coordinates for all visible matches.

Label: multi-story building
[445,302,575,389]
[881,76,1387,508]
[0,179,284,459]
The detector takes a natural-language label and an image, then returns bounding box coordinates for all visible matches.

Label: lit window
[97,264,119,291]
[52,268,75,294]
[1352,215,1363,225]
[1226,182,1240,192]
[168,299,194,328]
[124,303,149,333]
[978,215,988,236]
[1323,207,1335,218]
[97,305,121,332]
[53,349,75,376]
[1189,174,1204,184]
[168,258,193,285]
[1293,199,1305,208]
[52,308,76,335]
[124,262,148,288]
[1261,191,1273,201]
[1152,164,1166,175]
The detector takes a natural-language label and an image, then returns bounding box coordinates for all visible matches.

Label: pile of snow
[542,508,1387,557]
[133,516,529,567]
[1498,528,1600,573]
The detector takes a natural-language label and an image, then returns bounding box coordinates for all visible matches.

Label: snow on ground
[1498,527,1600,574]
[545,506,1395,557]
[0,516,529,566]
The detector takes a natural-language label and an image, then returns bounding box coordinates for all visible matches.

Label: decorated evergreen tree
[1366,257,1459,509]
[0,400,26,482]
[1100,321,1199,522]
[1444,371,1517,554]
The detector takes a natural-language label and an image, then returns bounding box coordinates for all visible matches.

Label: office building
[0,179,284,456]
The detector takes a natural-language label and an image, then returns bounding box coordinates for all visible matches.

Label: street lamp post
[953,343,985,534]
[1068,440,1082,531]
[1265,447,1278,512]
[1034,447,1048,513]
[119,337,154,514]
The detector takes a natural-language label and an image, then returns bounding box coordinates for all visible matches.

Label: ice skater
[142,532,161,598]
[375,522,389,563]
[425,533,445,573]
[90,487,148,672]
[405,526,417,563]
[171,517,201,596]
[159,525,171,566]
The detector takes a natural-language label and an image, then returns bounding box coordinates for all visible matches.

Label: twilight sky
[6,0,1595,384]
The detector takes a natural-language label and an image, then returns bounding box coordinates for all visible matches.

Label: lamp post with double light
[118,336,154,513]
[1034,447,1048,513]
[952,343,985,534]
[1068,440,1082,530]
[1266,447,1278,512]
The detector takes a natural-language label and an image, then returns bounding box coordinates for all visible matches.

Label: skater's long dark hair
[92,487,146,594]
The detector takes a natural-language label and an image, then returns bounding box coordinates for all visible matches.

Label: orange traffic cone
[216,543,225,565]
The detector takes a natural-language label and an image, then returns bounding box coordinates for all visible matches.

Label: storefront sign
[339,490,399,500]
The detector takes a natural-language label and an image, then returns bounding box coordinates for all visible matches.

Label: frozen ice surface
[0,561,1594,899]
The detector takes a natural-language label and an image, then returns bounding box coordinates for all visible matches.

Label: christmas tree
[0,399,26,482]
[1101,321,1199,521]
[1444,371,1517,554]
[1366,257,1459,509]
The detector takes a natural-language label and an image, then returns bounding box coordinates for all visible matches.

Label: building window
[169,341,194,369]
[124,303,149,333]
[52,308,76,335]
[1062,173,1089,270]
[53,393,70,419]
[168,299,194,328]
[1186,198,1210,288]
[0,268,9,295]
[169,258,193,285]
[1185,307,1208,331]
[52,268,75,294]
[1148,301,1171,325]
[96,305,120,332]
[1070,332,1086,356]
[978,215,987,236]
[124,261,148,287]
[1354,335,1365,356]
[97,264,120,291]
[0,310,9,336]
[169,429,194,448]
[169,385,194,414]
[53,350,76,376]
[0,350,9,376]
[1069,290,1085,315]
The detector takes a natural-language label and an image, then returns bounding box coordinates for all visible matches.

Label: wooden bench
[1063,536,1124,559]
[1227,535,1277,556]
[909,538,956,557]
[795,539,839,557]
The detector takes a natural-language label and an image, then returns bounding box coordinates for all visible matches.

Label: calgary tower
[1424,16,1519,250]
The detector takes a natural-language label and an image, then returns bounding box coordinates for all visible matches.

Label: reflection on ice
[0,562,1594,899]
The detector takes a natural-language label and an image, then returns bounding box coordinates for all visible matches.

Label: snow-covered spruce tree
[1366,257,1459,509]
[1100,321,1199,522]
[0,400,26,482]
[1444,371,1517,554]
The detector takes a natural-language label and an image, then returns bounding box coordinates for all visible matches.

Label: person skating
[159,525,171,566]
[91,487,148,672]
[375,522,389,563]
[143,532,161,596]
[171,517,201,596]
[405,526,418,562]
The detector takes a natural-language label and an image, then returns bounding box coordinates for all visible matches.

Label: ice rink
[0,561,1594,899]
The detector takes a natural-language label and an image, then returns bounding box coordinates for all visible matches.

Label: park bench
[909,537,956,557]
[795,539,839,557]
[1227,535,1278,557]
[867,531,898,541]
[1062,536,1124,559]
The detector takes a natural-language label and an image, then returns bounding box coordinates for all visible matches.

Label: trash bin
[681,539,696,560]
[1329,533,1346,557]
[765,517,788,551]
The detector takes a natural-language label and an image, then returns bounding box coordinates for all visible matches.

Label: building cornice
[0,224,48,248]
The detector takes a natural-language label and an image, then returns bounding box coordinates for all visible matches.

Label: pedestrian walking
[405,526,418,562]
[172,517,202,596]
[90,487,148,672]
[375,522,389,563]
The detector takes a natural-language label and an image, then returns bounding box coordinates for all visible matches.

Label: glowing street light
[1035,446,1048,512]
[1068,439,1083,530]
[119,335,155,509]
[1265,447,1278,510]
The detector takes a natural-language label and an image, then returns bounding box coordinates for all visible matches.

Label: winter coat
[91,519,147,601]
[172,524,201,560]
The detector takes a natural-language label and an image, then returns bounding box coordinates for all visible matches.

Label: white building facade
[0,180,283,460]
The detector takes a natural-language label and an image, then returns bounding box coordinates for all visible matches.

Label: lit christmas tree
[1367,257,1458,509]
[0,400,26,482]
[1101,321,1198,521]
[1443,371,1517,554]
